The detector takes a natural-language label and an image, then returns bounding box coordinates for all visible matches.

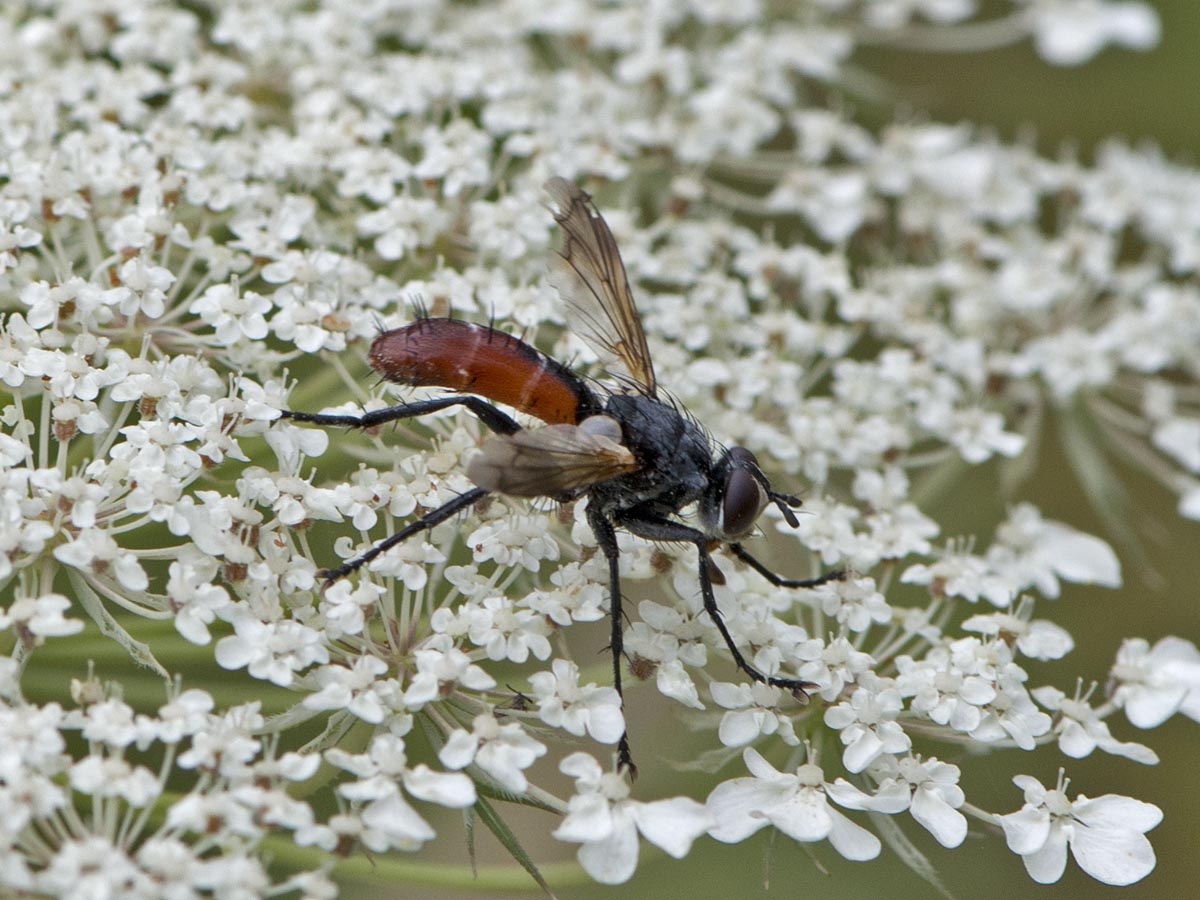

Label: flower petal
[765,789,833,842]
[576,806,640,885]
[631,797,713,858]
[911,785,967,848]
[403,765,476,808]
[998,806,1050,856]
[1022,822,1068,884]
[1070,822,1157,885]
[826,807,881,860]
[706,778,786,843]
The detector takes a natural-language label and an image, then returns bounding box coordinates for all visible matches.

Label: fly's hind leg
[279,395,522,436]
[279,395,515,585]
[319,487,489,586]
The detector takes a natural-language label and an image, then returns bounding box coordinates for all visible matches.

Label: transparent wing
[467,422,638,498]
[545,177,657,396]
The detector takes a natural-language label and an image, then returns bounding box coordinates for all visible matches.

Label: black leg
[280,395,521,436]
[615,514,817,700]
[587,507,637,777]
[280,396,516,585]
[729,543,846,589]
[321,487,489,584]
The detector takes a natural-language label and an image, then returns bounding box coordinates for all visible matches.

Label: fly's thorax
[593,392,712,514]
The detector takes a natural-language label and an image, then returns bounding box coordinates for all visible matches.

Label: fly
[280,178,842,773]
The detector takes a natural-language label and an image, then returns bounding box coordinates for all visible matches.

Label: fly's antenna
[769,491,802,528]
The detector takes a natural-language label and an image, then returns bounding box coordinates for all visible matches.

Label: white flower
[1029,0,1160,67]
[1109,636,1200,728]
[553,752,712,884]
[467,515,561,572]
[166,554,232,645]
[961,598,1075,660]
[189,283,271,345]
[896,644,995,734]
[34,837,144,900]
[520,562,608,625]
[1151,415,1200,472]
[69,755,161,807]
[176,704,265,780]
[1031,684,1158,763]
[902,548,1016,607]
[214,611,329,688]
[330,733,475,853]
[823,679,912,773]
[155,689,215,745]
[0,593,83,639]
[438,714,547,794]
[987,504,1121,598]
[76,698,154,750]
[706,747,881,860]
[527,659,625,744]
[796,635,875,702]
[318,579,386,639]
[710,681,799,747]
[997,773,1161,884]
[831,754,968,849]
[464,593,552,663]
[402,638,497,708]
[811,575,892,632]
[303,655,397,724]
[625,598,710,709]
[52,529,149,592]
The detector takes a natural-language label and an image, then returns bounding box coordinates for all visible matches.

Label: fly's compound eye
[721,464,768,540]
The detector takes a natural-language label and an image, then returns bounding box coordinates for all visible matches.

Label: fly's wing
[467,423,638,498]
[545,177,658,396]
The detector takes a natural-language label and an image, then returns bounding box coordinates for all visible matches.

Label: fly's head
[701,446,802,542]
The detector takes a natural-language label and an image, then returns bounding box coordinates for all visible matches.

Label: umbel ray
[280,177,844,772]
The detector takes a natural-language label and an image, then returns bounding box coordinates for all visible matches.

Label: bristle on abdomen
[368,319,592,425]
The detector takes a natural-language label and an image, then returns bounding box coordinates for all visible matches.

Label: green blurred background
[354,3,1200,899]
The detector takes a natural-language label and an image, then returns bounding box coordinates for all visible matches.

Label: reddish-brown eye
[722,467,767,538]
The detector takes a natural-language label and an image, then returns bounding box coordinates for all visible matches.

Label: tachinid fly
[280,178,842,773]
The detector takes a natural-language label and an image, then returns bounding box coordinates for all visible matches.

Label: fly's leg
[729,543,846,590]
[319,487,489,585]
[587,507,637,777]
[616,514,818,700]
[279,395,521,436]
[279,396,514,583]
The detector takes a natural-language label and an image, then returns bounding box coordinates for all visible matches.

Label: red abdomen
[368,319,594,425]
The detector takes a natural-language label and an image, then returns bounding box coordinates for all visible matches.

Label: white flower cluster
[1,0,1195,895]
[0,682,336,898]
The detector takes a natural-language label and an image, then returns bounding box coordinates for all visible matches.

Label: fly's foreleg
[728,543,846,590]
[616,514,818,701]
